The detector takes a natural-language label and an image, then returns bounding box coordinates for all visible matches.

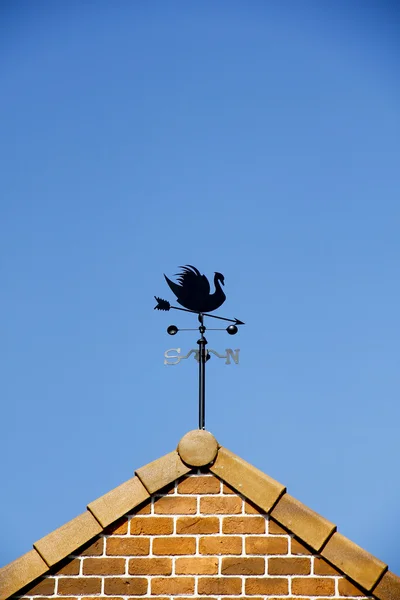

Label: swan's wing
[176,265,210,296]
[164,274,183,299]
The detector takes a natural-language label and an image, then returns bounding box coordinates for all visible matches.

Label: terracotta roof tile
[136,450,191,494]
[210,447,285,512]
[321,531,387,591]
[87,475,149,527]
[373,570,400,600]
[0,549,47,600]
[34,510,102,567]
[270,493,336,551]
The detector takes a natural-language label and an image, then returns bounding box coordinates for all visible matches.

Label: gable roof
[1,429,399,600]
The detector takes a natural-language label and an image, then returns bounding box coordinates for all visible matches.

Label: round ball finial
[178,430,219,467]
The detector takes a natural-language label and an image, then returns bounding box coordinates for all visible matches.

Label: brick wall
[19,474,372,599]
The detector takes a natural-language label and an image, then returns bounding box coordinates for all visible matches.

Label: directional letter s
[164,348,181,365]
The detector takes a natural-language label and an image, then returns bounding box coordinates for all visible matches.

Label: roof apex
[1,429,399,600]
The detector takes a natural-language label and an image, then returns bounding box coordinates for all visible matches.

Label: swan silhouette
[164,265,226,313]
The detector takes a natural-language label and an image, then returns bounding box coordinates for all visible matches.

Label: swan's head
[215,272,225,286]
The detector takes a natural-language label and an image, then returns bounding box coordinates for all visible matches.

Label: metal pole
[198,314,207,430]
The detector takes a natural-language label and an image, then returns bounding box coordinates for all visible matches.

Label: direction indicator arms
[154,266,244,430]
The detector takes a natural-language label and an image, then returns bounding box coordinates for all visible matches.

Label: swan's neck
[213,274,222,292]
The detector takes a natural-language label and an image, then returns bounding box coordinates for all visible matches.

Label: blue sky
[1,0,400,575]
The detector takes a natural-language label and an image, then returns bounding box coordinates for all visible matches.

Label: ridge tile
[271,493,336,551]
[136,450,191,494]
[373,570,400,600]
[321,531,387,591]
[88,475,149,527]
[210,447,285,512]
[34,511,102,567]
[0,549,47,600]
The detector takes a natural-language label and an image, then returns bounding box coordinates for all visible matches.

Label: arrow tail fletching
[154,296,171,311]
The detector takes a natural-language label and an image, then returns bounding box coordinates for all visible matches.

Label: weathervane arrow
[154,297,245,325]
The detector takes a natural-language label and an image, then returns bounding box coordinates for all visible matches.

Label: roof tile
[321,531,387,591]
[34,510,102,567]
[88,475,149,527]
[271,493,336,552]
[373,570,400,600]
[210,447,285,512]
[0,549,47,600]
[136,450,191,494]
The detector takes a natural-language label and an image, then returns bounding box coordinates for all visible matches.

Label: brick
[58,577,102,595]
[154,481,175,495]
[104,577,148,595]
[83,598,122,600]
[80,537,103,556]
[222,598,264,600]
[176,516,219,534]
[133,502,151,515]
[175,557,218,574]
[210,447,285,512]
[200,496,242,514]
[131,598,168,600]
[21,578,55,596]
[106,537,150,556]
[82,558,125,575]
[199,536,242,555]
[37,598,75,600]
[245,577,289,595]
[130,516,173,535]
[153,496,197,514]
[291,538,312,555]
[222,483,235,494]
[151,577,195,595]
[80,598,121,600]
[271,493,336,552]
[322,532,386,591]
[292,577,335,596]
[34,511,102,567]
[88,475,149,528]
[268,519,287,535]
[128,558,172,575]
[178,598,216,600]
[82,596,122,600]
[56,559,80,575]
[136,450,190,494]
[198,577,242,595]
[103,517,128,535]
[153,536,196,555]
[38,592,76,600]
[246,536,288,555]
[338,578,366,596]
[244,501,265,515]
[178,475,220,494]
[374,570,400,600]
[314,557,341,576]
[223,516,265,534]
[222,557,265,575]
[269,557,311,575]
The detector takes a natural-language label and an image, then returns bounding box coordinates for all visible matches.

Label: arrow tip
[234,318,245,325]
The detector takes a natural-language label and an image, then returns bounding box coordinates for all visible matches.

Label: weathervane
[154,265,244,430]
